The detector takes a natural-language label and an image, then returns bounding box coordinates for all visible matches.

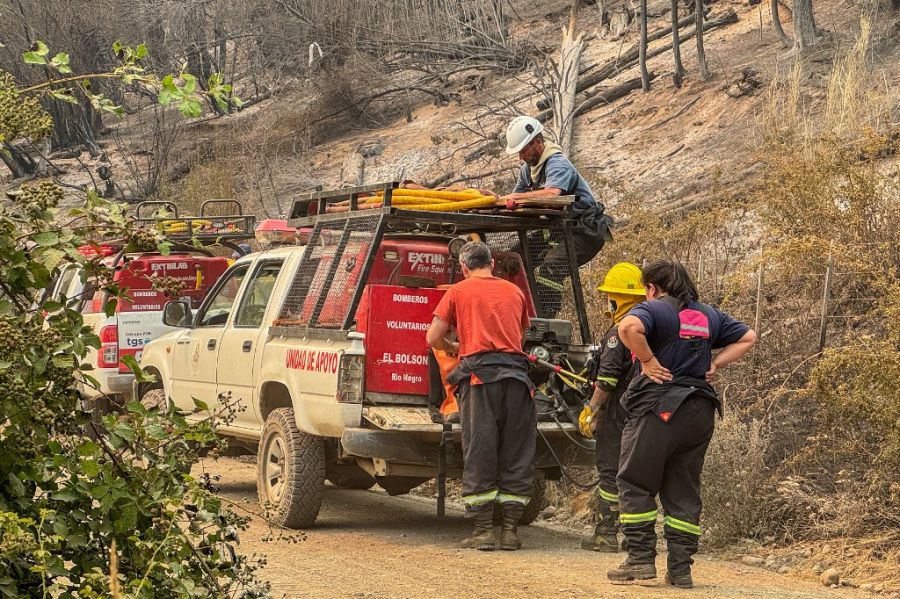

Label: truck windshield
[197,264,250,327]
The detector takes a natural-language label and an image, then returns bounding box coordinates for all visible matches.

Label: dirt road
[207,457,865,598]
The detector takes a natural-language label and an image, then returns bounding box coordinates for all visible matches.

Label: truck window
[234,261,283,328]
[196,264,250,327]
[51,266,80,305]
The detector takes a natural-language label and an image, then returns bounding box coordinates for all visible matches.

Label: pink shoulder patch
[679,309,710,339]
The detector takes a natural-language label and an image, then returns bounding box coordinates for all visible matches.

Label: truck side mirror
[163,300,193,327]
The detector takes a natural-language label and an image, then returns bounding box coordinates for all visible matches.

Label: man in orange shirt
[426,241,535,551]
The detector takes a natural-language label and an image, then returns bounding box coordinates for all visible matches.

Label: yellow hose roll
[403,196,497,212]
[374,188,484,201]
[364,195,455,205]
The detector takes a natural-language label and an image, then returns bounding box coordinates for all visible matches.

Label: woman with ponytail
[606,260,756,588]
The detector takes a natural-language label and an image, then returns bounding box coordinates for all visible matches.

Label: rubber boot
[499,502,524,551]
[606,559,657,583]
[460,508,496,551]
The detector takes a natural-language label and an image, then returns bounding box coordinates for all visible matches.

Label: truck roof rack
[287,181,577,233]
[134,199,256,243]
[280,183,591,344]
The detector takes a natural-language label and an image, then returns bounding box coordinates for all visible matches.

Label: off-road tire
[257,408,325,529]
[139,386,193,473]
[140,387,167,411]
[326,461,376,490]
[493,478,548,526]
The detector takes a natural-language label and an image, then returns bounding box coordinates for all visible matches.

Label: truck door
[215,259,284,430]
[170,263,250,412]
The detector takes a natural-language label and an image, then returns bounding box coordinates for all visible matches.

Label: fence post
[697,254,705,289]
[818,253,835,352]
[752,257,764,373]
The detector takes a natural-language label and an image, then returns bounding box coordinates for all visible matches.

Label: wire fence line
[682,250,885,378]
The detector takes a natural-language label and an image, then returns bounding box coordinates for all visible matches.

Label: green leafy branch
[19,41,238,118]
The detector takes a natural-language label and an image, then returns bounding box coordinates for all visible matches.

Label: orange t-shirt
[433,275,530,358]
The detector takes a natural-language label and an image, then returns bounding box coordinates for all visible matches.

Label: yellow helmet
[597,262,644,295]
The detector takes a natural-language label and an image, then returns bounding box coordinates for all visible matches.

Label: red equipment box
[96,254,230,312]
[359,284,447,396]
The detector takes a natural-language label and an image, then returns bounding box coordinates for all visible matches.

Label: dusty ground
[202,457,871,599]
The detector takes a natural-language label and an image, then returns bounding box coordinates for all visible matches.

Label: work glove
[578,405,596,439]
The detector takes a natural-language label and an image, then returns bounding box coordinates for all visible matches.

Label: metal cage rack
[275,182,591,343]
[134,199,256,243]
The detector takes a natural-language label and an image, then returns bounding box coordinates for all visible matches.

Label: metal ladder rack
[134,199,256,244]
[276,183,592,344]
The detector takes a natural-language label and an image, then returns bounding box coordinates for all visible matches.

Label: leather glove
[578,405,596,439]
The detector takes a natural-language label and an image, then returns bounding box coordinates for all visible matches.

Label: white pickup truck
[138,185,594,529]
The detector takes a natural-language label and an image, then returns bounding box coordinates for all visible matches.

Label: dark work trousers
[459,378,537,516]
[617,396,716,575]
[520,226,606,318]
[594,397,627,533]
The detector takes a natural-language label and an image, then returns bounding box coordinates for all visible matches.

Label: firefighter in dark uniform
[426,241,534,552]
[577,263,646,552]
[607,260,756,588]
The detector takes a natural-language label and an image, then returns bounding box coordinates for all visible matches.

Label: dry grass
[159,160,238,216]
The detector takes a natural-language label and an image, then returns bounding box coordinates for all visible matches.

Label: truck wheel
[140,387,167,411]
[493,478,548,526]
[518,478,548,525]
[326,462,376,490]
[257,408,325,528]
[138,386,194,474]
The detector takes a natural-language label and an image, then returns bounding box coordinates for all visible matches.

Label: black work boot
[460,508,496,551]
[499,502,525,551]
[581,496,619,552]
[580,523,619,552]
[664,529,699,588]
[665,570,694,589]
[607,560,657,583]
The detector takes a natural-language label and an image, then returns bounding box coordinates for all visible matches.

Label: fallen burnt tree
[535,9,738,111]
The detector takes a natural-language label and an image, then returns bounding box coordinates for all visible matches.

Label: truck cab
[139,183,595,529]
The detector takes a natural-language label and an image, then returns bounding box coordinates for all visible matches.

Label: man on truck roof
[502,115,613,318]
[426,241,535,552]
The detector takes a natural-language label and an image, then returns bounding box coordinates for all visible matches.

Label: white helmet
[505,115,544,155]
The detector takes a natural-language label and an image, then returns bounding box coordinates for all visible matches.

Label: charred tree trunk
[792,0,818,51]
[671,0,686,85]
[639,0,651,91]
[185,6,218,114]
[696,0,711,79]
[45,100,102,155]
[595,0,612,29]
[212,8,231,114]
[1,142,36,178]
[771,0,793,47]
